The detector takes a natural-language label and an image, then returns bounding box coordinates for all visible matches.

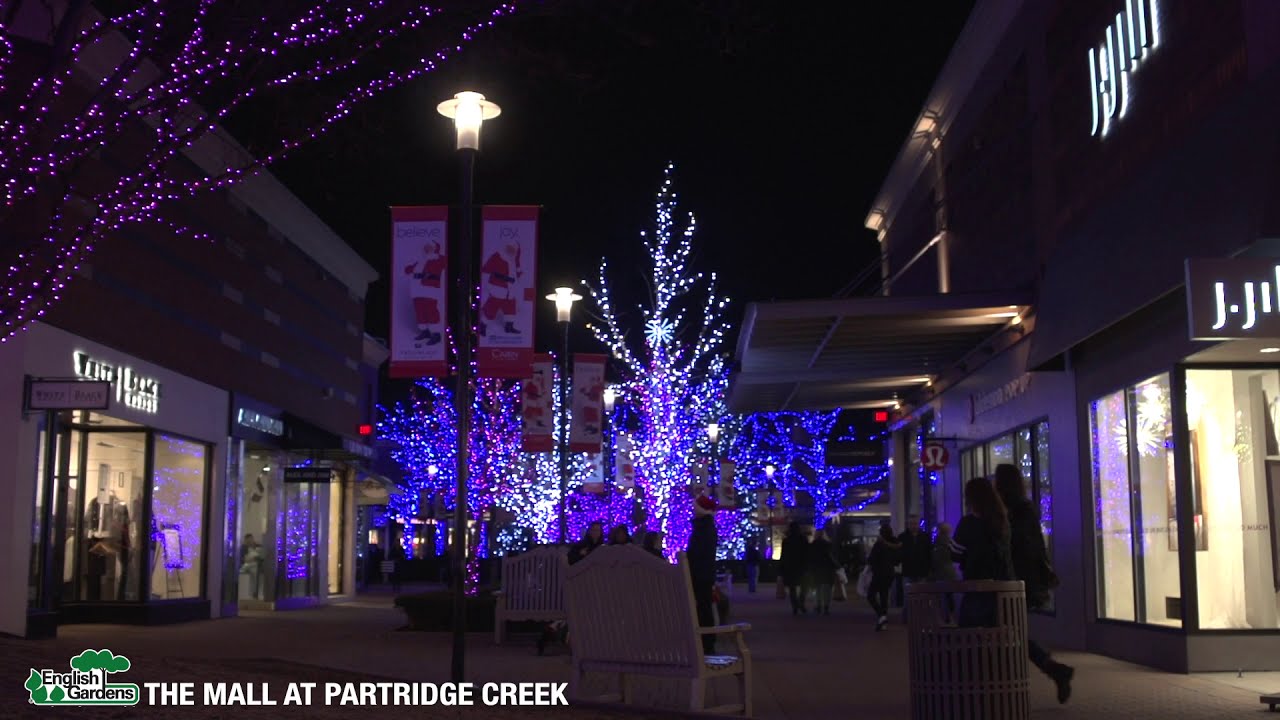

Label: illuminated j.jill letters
[1089,0,1159,138]
[72,351,161,413]
[1211,268,1280,333]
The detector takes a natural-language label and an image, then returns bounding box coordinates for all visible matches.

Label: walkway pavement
[3,585,1269,718]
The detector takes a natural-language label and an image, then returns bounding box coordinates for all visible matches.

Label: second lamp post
[546,286,581,543]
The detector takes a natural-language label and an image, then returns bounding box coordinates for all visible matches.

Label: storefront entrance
[29,411,211,627]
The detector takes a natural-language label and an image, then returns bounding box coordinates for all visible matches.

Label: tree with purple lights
[585,163,731,557]
[729,410,889,529]
[0,0,520,342]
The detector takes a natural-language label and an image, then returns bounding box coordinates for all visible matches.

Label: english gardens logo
[25,649,140,706]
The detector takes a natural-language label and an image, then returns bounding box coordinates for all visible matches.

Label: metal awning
[729,292,1033,413]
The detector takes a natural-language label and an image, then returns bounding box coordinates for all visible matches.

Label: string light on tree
[585,163,731,556]
[1,2,523,343]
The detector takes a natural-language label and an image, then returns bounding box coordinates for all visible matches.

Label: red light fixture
[874,411,889,423]
[357,423,374,437]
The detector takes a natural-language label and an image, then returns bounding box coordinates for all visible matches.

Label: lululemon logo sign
[921,441,949,471]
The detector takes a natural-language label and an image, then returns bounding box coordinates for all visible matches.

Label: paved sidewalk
[5,586,1267,718]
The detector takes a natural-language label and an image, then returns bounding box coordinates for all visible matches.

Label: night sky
[263,1,976,381]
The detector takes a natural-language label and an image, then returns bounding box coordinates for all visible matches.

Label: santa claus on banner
[403,240,446,346]
[480,239,523,336]
[522,366,549,433]
[578,379,603,436]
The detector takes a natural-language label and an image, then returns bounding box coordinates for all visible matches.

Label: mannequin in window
[85,485,120,600]
[240,533,263,600]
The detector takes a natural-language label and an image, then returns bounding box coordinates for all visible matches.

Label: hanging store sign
[24,378,111,411]
[72,351,161,413]
[1185,258,1280,339]
[390,205,450,378]
[825,440,886,467]
[284,467,333,483]
[1088,0,1159,138]
[477,206,539,379]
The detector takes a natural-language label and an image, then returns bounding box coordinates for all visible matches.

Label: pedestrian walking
[745,543,762,593]
[688,495,721,655]
[867,525,900,630]
[780,522,810,615]
[898,514,931,616]
[995,463,1074,704]
[951,477,1013,629]
[929,522,959,620]
[808,526,840,615]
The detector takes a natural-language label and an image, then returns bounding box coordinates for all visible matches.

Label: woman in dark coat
[994,464,1074,704]
[568,522,604,565]
[951,477,1013,628]
[807,526,840,615]
[867,525,900,630]
[779,522,810,615]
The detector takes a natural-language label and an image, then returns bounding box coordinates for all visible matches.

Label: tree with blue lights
[586,163,731,556]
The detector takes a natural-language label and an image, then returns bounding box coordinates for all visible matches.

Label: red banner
[569,353,606,453]
[614,432,635,488]
[477,206,538,378]
[520,354,554,452]
[389,206,449,378]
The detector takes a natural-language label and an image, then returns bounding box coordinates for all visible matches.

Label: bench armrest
[696,622,751,635]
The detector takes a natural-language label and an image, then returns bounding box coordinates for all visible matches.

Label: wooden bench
[1263,693,1279,711]
[564,545,753,716]
[493,545,568,644]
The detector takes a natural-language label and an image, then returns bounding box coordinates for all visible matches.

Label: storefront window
[80,431,145,602]
[1185,369,1280,630]
[29,422,49,607]
[1090,374,1181,626]
[328,480,345,595]
[150,434,207,600]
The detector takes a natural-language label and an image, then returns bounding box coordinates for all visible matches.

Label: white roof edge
[20,3,379,298]
[864,0,1025,232]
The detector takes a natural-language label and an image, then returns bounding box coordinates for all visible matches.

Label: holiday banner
[390,206,449,378]
[716,459,737,508]
[583,453,606,494]
[568,353,606,453]
[520,354,555,452]
[477,206,539,378]
[614,433,636,488]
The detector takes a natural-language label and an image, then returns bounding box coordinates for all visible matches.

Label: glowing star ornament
[645,318,675,346]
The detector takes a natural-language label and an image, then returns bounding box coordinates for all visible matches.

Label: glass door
[278,482,321,600]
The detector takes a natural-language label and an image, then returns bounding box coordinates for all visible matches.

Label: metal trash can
[907,580,1029,720]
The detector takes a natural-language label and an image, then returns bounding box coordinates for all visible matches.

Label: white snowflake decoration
[645,318,675,346]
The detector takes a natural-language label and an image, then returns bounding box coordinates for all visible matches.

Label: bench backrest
[500,545,568,613]
[564,545,700,670]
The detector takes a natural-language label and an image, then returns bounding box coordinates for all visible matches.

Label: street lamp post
[706,421,721,487]
[763,463,776,546]
[437,90,500,684]
[546,287,581,543]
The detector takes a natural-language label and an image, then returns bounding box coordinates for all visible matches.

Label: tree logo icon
[26,649,140,706]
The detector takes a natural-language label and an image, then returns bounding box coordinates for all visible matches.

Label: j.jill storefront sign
[1088,0,1160,138]
[1186,258,1280,339]
[72,351,161,413]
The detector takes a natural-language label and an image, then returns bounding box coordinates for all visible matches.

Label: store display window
[1185,368,1280,630]
[1089,374,1180,627]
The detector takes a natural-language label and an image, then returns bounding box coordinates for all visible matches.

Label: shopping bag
[835,568,848,585]
[856,566,872,597]
[775,577,786,599]
[834,581,847,601]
